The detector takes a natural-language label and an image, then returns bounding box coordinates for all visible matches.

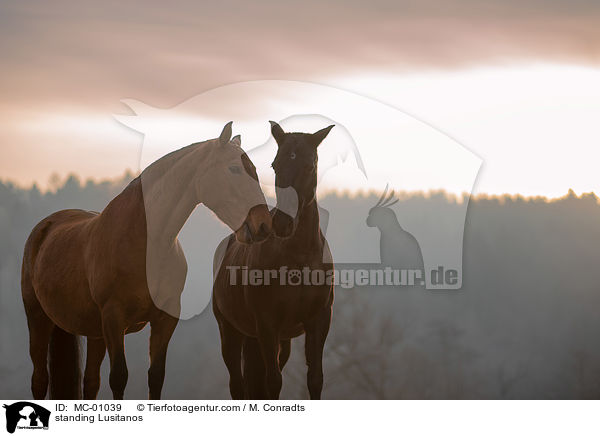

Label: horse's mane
[141,139,211,181]
[105,139,213,214]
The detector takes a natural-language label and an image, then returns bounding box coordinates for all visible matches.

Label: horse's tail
[48,326,81,399]
[23,219,52,274]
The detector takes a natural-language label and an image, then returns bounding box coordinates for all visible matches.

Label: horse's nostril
[243,222,253,242]
[257,222,269,238]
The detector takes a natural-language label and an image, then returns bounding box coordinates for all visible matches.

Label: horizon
[2,169,597,204]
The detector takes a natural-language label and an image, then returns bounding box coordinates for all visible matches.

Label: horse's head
[269,121,334,238]
[366,184,399,229]
[201,122,272,243]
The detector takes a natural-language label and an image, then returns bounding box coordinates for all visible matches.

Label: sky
[1,0,599,197]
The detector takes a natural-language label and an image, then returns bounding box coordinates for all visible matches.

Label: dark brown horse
[213,121,335,399]
[21,122,272,400]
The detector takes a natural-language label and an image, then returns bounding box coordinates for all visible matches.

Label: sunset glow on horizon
[2,63,599,200]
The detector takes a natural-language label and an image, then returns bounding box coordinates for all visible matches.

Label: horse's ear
[269,121,285,146]
[219,121,233,145]
[312,125,334,147]
[231,135,241,146]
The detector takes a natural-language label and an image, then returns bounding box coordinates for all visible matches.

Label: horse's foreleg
[256,325,282,400]
[101,306,128,400]
[242,337,267,399]
[214,303,244,399]
[83,337,106,399]
[148,312,178,400]
[303,305,332,400]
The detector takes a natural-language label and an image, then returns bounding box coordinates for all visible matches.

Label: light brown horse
[213,122,334,399]
[21,122,272,400]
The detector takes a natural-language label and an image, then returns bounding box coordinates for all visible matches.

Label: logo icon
[3,402,50,434]
[115,80,481,318]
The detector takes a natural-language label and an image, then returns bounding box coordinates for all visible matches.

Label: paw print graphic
[287,269,302,286]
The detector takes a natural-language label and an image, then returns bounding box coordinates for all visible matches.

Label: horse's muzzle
[235,204,272,243]
[272,209,297,239]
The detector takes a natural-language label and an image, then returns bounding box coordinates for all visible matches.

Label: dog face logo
[3,402,50,433]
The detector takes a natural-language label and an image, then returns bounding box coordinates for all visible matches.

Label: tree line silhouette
[1,173,600,399]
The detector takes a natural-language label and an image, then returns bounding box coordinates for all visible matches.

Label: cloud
[1,0,599,187]
[1,0,599,110]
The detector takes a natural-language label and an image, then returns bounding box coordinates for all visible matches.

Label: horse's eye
[229,166,242,174]
[290,152,296,160]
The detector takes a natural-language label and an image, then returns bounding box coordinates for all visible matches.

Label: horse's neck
[290,199,322,252]
[140,142,211,247]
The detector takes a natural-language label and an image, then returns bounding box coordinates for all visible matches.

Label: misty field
[1,174,600,399]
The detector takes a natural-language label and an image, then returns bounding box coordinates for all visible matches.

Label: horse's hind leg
[101,305,128,400]
[303,305,332,400]
[213,302,244,399]
[23,297,54,400]
[148,311,178,400]
[83,337,105,399]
